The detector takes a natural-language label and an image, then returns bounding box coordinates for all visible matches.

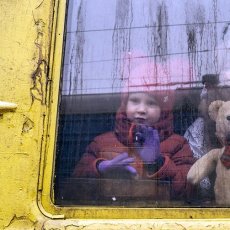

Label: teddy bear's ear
[208,100,223,121]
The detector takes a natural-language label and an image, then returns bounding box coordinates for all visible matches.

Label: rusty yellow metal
[0,0,56,229]
[1,0,230,229]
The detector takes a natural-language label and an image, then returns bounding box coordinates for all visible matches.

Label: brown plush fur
[187,100,230,205]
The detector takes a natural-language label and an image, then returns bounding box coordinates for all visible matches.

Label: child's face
[126,92,161,126]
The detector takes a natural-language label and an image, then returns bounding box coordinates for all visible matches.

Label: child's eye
[147,100,157,106]
[129,97,139,104]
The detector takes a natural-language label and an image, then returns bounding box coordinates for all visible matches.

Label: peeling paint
[22,117,34,133]
[0,0,55,229]
[4,215,36,230]
[30,59,48,105]
[41,219,230,230]
[30,18,49,105]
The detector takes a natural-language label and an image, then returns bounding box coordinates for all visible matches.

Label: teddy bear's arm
[187,149,219,185]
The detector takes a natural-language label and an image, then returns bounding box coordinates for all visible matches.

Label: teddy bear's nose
[227,116,230,121]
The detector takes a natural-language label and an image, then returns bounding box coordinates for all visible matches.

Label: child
[72,61,196,200]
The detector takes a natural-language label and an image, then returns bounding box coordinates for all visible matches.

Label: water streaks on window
[112,0,133,88]
[68,0,85,95]
[63,0,230,94]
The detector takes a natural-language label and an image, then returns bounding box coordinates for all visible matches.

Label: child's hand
[134,125,161,164]
[97,152,137,176]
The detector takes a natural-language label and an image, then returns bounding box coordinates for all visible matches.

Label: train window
[44,0,230,217]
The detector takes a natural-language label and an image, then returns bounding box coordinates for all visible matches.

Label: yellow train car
[1,0,230,229]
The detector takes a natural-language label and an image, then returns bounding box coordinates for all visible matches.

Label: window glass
[54,0,230,207]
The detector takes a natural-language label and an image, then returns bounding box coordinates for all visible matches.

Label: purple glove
[97,152,137,176]
[133,125,161,164]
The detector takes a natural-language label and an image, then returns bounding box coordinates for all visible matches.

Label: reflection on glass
[54,0,230,207]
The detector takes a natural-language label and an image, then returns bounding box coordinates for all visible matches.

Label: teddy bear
[187,100,230,205]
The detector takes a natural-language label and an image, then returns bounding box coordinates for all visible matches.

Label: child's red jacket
[72,109,196,200]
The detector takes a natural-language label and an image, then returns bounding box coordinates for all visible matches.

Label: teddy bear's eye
[227,116,230,121]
